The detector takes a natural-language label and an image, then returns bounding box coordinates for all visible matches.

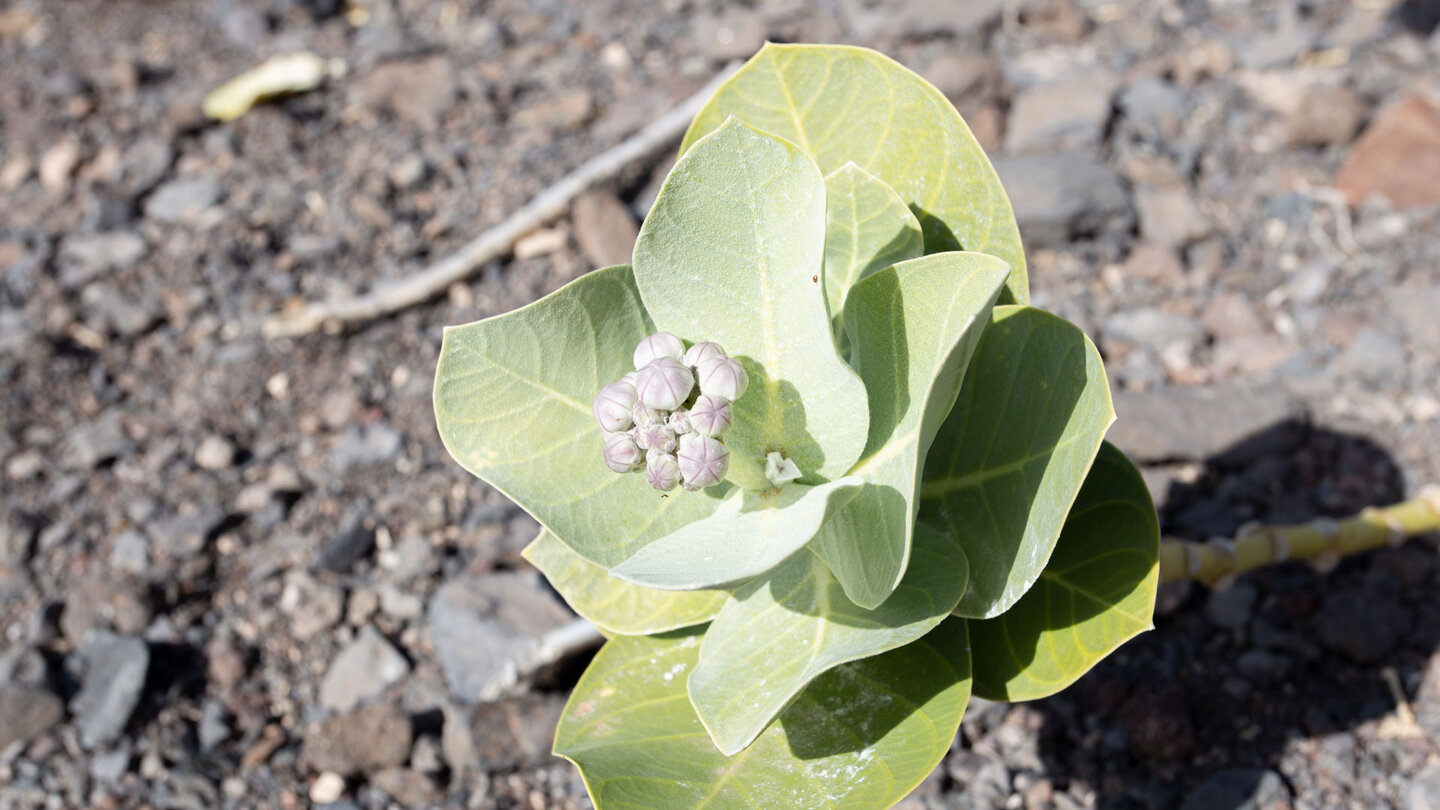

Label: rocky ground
[2,0,1439,808]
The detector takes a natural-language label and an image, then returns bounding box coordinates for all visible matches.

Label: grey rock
[1236,649,1291,684]
[69,631,150,749]
[319,626,410,712]
[63,412,135,470]
[60,575,152,644]
[1103,307,1203,349]
[464,693,567,770]
[1203,581,1257,630]
[314,508,375,573]
[90,742,132,783]
[1314,589,1410,663]
[1135,185,1212,247]
[1180,768,1290,810]
[1005,73,1117,153]
[378,584,424,621]
[0,686,65,750]
[110,530,149,576]
[117,136,174,198]
[198,698,231,750]
[57,232,146,287]
[1410,764,1440,810]
[280,571,345,641]
[329,423,402,473]
[380,535,438,583]
[144,176,221,223]
[1120,77,1187,138]
[371,768,441,806]
[1386,283,1440,349]
[81,282,161,337]
[0,644,49,688]
[147,504,224,560]
[992,154,1134,248]
[429,572,573,702]
[1331,328,1407,384]
[1109,382,1296,462]
[303,702,413,775]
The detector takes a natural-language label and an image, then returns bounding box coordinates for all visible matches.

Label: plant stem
[1159,485,1440,586]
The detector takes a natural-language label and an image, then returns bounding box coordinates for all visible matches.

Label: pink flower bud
[632,402,665,428]
[677,434,729,489]
[668,408,693,435]
[683,341,727,369]
[645,451,681,492]
[633,332,685,369]
[634,423,677,454]
[687,394,733,437]
[592,381,638,432]
[697,356,748,402]
[602,431,643,473]
[635,357,695,411]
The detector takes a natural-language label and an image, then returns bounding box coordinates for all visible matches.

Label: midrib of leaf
[919,434,1086,499]
[1036,569,1150,626]
[740,142,786,452]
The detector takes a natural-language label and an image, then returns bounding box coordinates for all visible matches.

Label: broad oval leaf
[634,117,869,483]
[968,442,1159,701]
[682,43,1028,305]
[523,529,727,636]
[812,252,1009,609]
[434,265,724,567]
[823,162,924,334]
[919,305,1114,619]
[609,477,864,590]
[556,620,972,810]
[689,523,968,755]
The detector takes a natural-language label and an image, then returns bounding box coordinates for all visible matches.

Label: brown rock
[1284,84,1366,147]
[0,686,65,750]
[511,88,594,130]
[465,693,566,771]
[1135,185,1211,247]
[1119,686,1194,760]
[303,703,412,776]
[354,57,456,131]
[1200,292,1266,340]
[371,768,441,806]
[1334,95,1440,208]
[572,191,638,268]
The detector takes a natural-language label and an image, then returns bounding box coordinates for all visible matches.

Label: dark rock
[318,626,410,712]
[69,631,150,749]
[991,153,1134,248]
[303,702,412,775]
[0,686,65,750]
[429,571,573,702]
[1314,589,1410,663]
[1180,768,1291,810]
[1235,649,1291,683]
[314,508,375,573]
[1203,581,1258,630]
[144,177,222,223]
[1119,687,1194,760]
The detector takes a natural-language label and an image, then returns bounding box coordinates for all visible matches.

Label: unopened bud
[632,402,666,428]
[635,357,695,411]
[688,394,733,437]
[633,332,685,369]
[593,381,638,432]
[620,370,638,389]
[635,423,677,454]
[677,434,729,489]
[602,431,644,473]
[646,451,681,492]
[683,341,727,369]
[668,408,693,436]
[697,356,748,402]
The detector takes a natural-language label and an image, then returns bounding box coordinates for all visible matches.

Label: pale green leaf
[634,117,869,483]
[610,477,864,591]
[919,305,1114,619]
[968,442,1159,701]
[811,252,1009,609]
[682,43,1028,305]
[689,523,968,755]
[556,620,972,810]
[523,529,727,636]
[823,162,924,331]
[434,265,725,567]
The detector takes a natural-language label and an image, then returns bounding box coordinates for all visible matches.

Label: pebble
[1180,768,1290,810]
[194,434,237,470]
[318,626,411,712]
[1331,328,1407,384]
[80,283,161,337]
[572,190,639,269]
[147,504,224,560]
[57,232,146,286]
[353,56,456,131]
[309,771,346,805]
[1235,649,1291,683]
[61,575,153,644]
[39,138,80,193]
[280,571,345,640]
[198,698,231,750]
[329,423,402,473]
[510,88,594,130]
[303,702,412,775]
[991,153,1134,248]
[1410,764,1440,810]
[90,743,133,783]
[69,631,150,749]
[1385,283,1440,349]
[428,572,573,702]
[144,176,222,223]
[63,412,135,470]
[1135,185,1212,247]
[1103,306,1203,349]
[462,693,567,770]
[110,530,150,576]
[0,686,65,750]
[1004,73,1117,153]
[1109,381,1295,461]
[371,768,441,806]
[380,535,438,583]
[1314,589,1410,663]
[313,509,375,573]
[1334,95,1440,208]
[1203,581,1258,630]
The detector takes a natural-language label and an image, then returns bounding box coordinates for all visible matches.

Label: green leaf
[823,163,924,334]
[556,620,972,810]
[523,529,727,636]
[609,476,864,590]
[919,305,1114,619]
[968,442,1159,701]
[811,252,1009,609]
[434,265,724,567]
[634,117,869,483]
[688,523,968,755]
[682,43,1028,305]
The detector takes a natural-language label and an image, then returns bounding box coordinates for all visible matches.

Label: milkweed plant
[434,44,1160,809]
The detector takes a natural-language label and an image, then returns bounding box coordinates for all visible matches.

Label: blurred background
[2,0,1439,808]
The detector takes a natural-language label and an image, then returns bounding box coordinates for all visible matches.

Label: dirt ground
[2,0,1440,808]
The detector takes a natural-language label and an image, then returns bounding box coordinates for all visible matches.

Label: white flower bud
[687,394,733,437]
[632,402,666,428]
[667,408,693,436]
[620,370,639,389]
[635,357,695,411]
[677,434,729,489]
[645,450,681,492]
[602,431,643,473]
[765,451,802,487]
[697,356,748,402]
[634,423,677,454]
[683,341,727,369]
[633,332,685,369]
[593,381,638,432]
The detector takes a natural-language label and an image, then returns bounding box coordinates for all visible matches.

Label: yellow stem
[1160,485,1440,585]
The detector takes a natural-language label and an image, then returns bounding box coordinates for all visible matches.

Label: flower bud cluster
[593,332,748,491]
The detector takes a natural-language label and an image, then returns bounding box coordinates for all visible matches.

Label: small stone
[0,686,65,750]
[465,693,567,770]
[69,632,150,750]
[1331,328,1408,384]
[61,575,152,644]
[380,535,437,583]
[309,772,346,805]
[144,177,222,223]
[1235,649,1291,684]
[109,530,149,576]
[572,191,638,268]
[1103,307,1203,349]
[313,509,376,573]
[378,584,424,621]
[1005,73,1117,153]
[147,504,224,560]
[1335,95,1440,208]
[1135,185,1211,248]
[318,626,410,712]
[1201,293,1267,340]
[353,57,456,131]
[511,88,594,130]
[992,154,1134,248]
[206,636,249,690]
[1314,588,1410,663]
[303,702,412,775]
[411,735,444,774]
[1109,381,1296,462]
[80,283,161,337]
[388,153,427,190]
[1386,284,1440,349]
[1203,581,1257,630]
[319,389,358,429]
[1119,687,1194,760]
[1180,769,1290,810]
[280,571,344,641]
[39,138,80,193]
[198,698,231,750]
[63,412,135,470]
[329,423,402,472]
[90,743,133,783]
[195,434,236,470]
[371,768,441,806]
[1284,84,1366,147]
[57,232,147,287]
[429,572,573,702]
